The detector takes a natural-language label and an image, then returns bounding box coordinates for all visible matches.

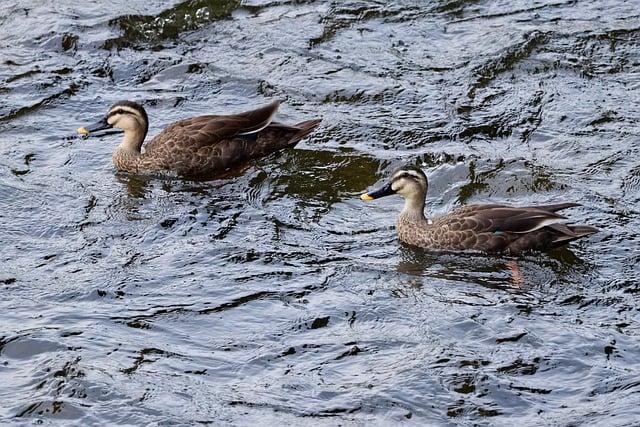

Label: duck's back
[398,203,597,253]
[138,114,321,177]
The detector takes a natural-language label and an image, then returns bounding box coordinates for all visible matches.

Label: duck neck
[117,129,145,154]
[112,130,145,172]
[400,197,428,223]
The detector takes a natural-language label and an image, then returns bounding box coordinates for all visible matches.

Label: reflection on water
[1,0,639,425]
[396,244,598,300]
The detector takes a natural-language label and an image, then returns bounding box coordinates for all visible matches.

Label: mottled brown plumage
[77,100,321,178]
[361,165,598,253]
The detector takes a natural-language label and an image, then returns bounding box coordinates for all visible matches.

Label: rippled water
[1,0,639,425]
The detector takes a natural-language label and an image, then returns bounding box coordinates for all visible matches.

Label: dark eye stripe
[108,108,134,118]
[394,171,420,182]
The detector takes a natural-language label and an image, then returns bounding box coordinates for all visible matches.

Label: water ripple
[1,0,639,425]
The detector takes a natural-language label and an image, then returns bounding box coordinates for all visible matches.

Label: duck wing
[146,100,281,153]
[432,203,595,252]
[439,203,579,233]
[138,100,321,177]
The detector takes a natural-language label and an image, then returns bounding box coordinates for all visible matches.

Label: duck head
[361,165,428,219]
[361,165,427,200]
[78,100,149,152]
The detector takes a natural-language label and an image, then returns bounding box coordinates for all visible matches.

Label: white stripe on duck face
[108,105,143,119]
[391,168,426,193]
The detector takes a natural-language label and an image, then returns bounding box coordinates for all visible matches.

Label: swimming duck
[77,100,321,178]
[361,165,598,253]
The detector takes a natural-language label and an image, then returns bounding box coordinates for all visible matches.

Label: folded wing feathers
[499,211,567,233]
[466,204,586,234]
[235,100,281,135]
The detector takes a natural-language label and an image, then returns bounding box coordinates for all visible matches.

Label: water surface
[1,0,639,425]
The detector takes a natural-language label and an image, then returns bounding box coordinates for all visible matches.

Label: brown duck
[361,165,598,253]
[77,100,321,178]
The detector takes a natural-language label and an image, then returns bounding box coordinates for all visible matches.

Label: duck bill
[360,182,395,200]
[77,116,111,136]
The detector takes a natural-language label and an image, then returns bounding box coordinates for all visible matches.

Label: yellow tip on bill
[360,193,374,201]
[77,127,90,135]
